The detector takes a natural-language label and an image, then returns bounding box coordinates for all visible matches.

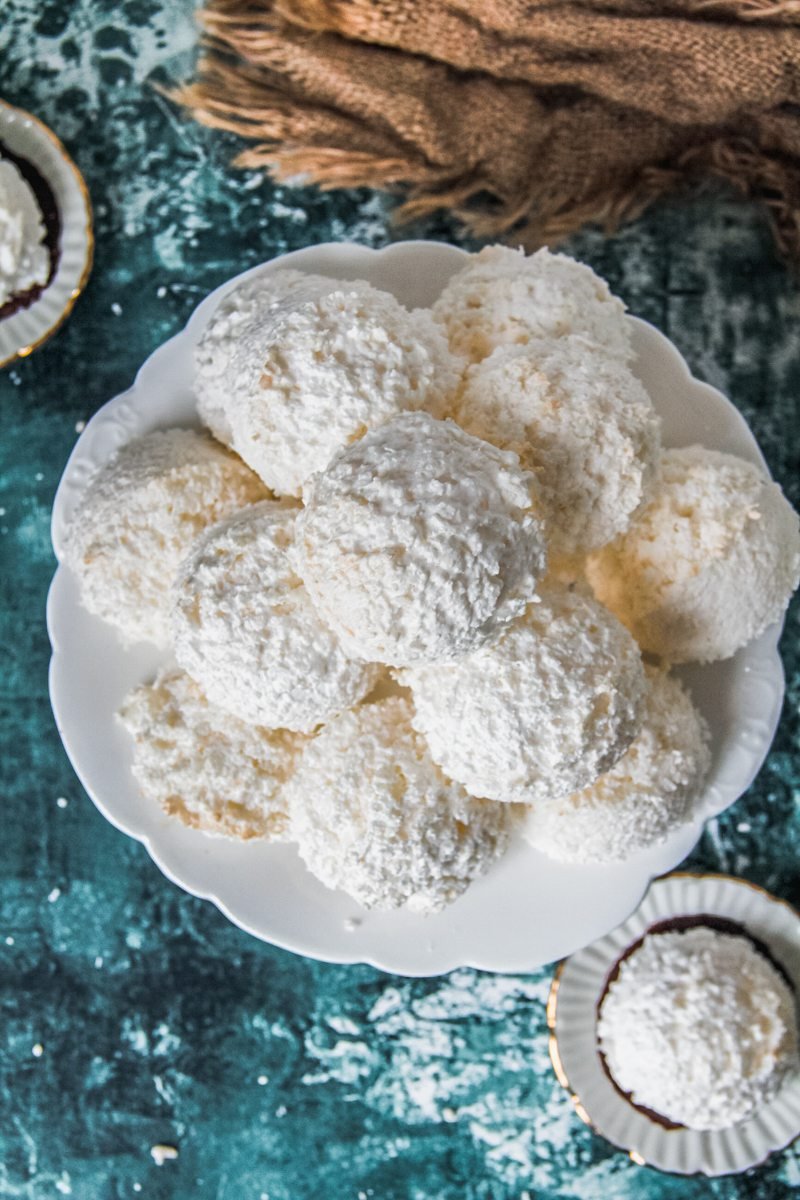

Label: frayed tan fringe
[169,0,800,257]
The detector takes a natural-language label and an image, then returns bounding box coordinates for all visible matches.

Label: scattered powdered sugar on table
[301,969,600,1190]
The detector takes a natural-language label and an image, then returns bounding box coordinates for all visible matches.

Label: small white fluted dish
[548,873,800,1175]
[0,100,93,369]
[48,241,787,977]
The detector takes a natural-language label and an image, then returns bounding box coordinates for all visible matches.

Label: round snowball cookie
[598,928,799,1130]
[294,411,548,667]
[586,445,800,663]
[173,500,381,734]
[119,668,304,840]
[403,584,645,803]
[286,697,510,913]
[520,666,710,863]
[432,245,632,364]
[226,279,461,497]
[453,337,661,556]
[194,268,333,446]
[63,429,267,646]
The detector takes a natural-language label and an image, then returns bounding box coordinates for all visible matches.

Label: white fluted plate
[0,100,93,368]
[548,872,800,1174]
[48,241,786,976]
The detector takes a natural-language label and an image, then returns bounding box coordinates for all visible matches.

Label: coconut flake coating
[403,584,645,803]
[119,668,304,840]
[225,279,461,496]
[0,158,49,305]
[520,665,710,862]
[453,338,660,556]
[598,928,799,1130]
[432,245,632,364]
[173,500,380,733]
[286,697,510,913]
[194,268,333,446]
[294,412,547,667]
[586,446,800,663]
[63,429,267,646]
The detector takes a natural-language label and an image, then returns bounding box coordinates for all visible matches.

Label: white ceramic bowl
[0,100,93,368]
[47,241,786,976]
[548,873,800,1175]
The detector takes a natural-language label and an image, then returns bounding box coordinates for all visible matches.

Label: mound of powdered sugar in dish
[432,245,632,364]
[520,665,710,863]
[598,927,799,1130]
[63,429,267,646]
[119,668,304,841]
[286,696,510,913]
[294,411,547,666]
[194,268,334,446]
[403,583,645,803]
[586,445,800,663]
[173,500,380,733]
[0,157,50,307]
[224,279,461,496]
[452,336,661,557]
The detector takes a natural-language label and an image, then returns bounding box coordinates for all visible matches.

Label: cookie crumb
[150,1144,179,1166]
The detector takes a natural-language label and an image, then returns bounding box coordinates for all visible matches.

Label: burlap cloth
[173,0,800,253]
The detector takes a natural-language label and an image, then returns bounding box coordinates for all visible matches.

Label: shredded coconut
[194,268,332,445]
[294,412,547,666]
[119,668,304,840]
[432,246,632,364]
[586,445,800,663]
[520,665,710,862]
[598,927,799,1130]
[225,280,461,496]
[64,429,267,646]
[0,157,49,306]
[286,697,510,913]
[173,500,380,733]
[150,1145,179,1166]
[403,583,645,803]
[452,337,661,556]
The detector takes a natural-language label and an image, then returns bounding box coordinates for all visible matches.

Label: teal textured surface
[1,1,799,1195]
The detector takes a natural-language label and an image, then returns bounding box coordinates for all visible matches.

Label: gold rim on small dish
[547,871,800,1176]
[0,99,94,369]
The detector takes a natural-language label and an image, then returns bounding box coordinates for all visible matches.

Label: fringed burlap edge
[168,3,800,257]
